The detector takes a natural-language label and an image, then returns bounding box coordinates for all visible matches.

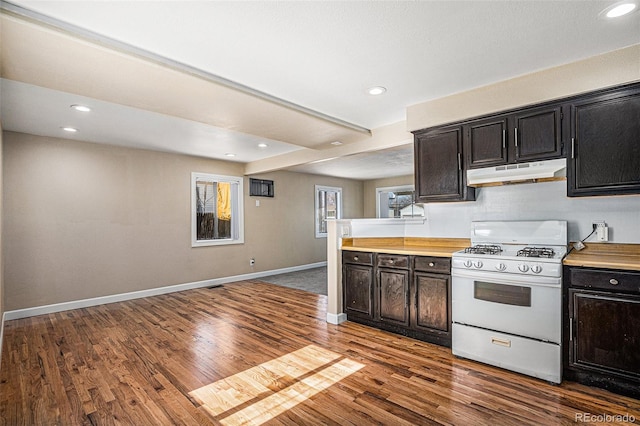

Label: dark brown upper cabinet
[567,84,640,197]
[464,105,563,169]
[414,81,638,199]
[414,125,475,202]
[464,116,508,168]
[513,105,564,162]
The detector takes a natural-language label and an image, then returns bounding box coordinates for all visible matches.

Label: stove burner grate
[464,244,503,255]
[517,247,555,258]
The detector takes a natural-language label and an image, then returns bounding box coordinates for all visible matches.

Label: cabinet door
[412,272,450,334]
[414,126,475,202]
[513,105,563,162]
[464,116,508,169]
[568,86,640,196]
[343,264,374,320]
[378,268,409,326]
[569,289,640,378]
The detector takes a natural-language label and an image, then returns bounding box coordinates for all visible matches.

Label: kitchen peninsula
[340,236,469,346]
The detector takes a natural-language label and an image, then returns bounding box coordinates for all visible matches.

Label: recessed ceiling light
[601,1,637,18]
[331,141,343,146]
[70,104,91,112]
[258,143,268,148]
[62,127,78,132]
[225,153,236,157]
[367,86,387,96]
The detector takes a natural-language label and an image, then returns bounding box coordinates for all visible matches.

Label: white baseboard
[326,312,347,325]
[3,261,327,321]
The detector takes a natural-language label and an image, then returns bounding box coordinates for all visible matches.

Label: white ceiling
[1,79,303,162]
[287,144,414,180]
[1,1,639,179]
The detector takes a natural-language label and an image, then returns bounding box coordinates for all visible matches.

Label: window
[192,172,244,247]
[376,185,423,218]
[315,185,342,238]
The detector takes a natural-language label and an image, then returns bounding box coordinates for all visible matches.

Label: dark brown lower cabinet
[343,252,374,322]
[412,272,451,346]
[343,251,452,347]
[378,268,410,327]
[564,266,640,398]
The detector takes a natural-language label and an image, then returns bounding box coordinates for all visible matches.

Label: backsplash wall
[404,181,640,243]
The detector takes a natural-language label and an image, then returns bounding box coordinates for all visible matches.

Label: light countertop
[563,243,640,271]
[341,237,470,258]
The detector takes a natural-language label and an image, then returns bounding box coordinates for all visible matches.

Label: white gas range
[451,220,567,384]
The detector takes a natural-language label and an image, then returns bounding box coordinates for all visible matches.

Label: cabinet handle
[502,129,506,149]
[569,317,573,341]
[389,260,395,264]
[353,256,359,261]
[514,127,518,147]
[457,153,461,170]
[609,278,619,285]
[571,138,575,159]
[429,262,435,267]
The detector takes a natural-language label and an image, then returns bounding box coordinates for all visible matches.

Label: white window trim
[315,185,342,238]
[375,184,414,218]
[191,172,244,247]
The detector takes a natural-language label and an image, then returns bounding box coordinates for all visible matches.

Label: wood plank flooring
[1,280,639,425]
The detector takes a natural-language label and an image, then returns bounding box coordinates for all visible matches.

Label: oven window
[474,281,531,307]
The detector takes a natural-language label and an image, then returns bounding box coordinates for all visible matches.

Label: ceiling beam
[244,121,412,175]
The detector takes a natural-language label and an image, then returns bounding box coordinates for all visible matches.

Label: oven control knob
[531,265,543,274]
[473,261,483,269]
[495,263,507,271]
[463,260,473,268]
[518,264,529,273]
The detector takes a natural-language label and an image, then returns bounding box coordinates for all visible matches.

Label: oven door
[451,268,561,343]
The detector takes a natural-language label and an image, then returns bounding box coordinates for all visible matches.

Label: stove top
[452,220,568,277]
[457,244,566,261]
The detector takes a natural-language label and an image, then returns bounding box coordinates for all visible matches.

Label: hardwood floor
[1,280,638,425]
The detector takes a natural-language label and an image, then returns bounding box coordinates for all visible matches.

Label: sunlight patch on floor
[189,344,364,425]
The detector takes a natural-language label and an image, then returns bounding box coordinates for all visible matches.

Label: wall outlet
[250,258,255,266]
[593,221,608,242]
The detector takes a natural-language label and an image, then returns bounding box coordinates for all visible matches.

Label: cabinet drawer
[569,268,640,294]
[376,254,410,269]
[414,256,451,274]
[342,251,373,265]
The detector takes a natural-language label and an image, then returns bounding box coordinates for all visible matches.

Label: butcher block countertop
[564,243,640,271]
[341,237,470,258]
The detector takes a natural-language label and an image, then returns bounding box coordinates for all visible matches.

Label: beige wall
[407,44,640,131]
[363,175,414,218]
[2,132,363,311]
[242,169,363,270]
[0,123,3,320]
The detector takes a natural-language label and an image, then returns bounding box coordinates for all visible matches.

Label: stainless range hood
[466,158,566,186]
